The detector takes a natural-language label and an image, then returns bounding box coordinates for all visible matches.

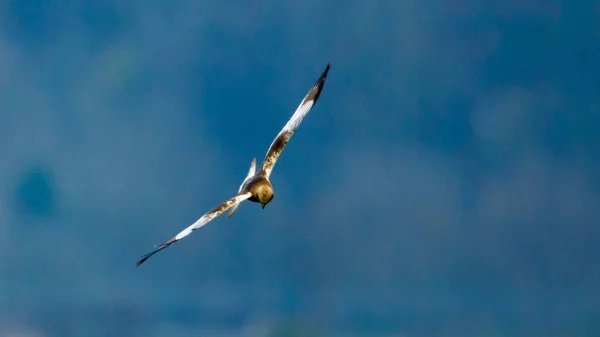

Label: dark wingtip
[305,63,331,104]
[135,253,154,267]
[135,243,169,267]
[320,63,331,82]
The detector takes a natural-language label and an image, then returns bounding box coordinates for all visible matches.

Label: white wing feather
[136,192,252,266]
[260,63,330,178]
[228,158,256,219]
[260,100,314,178]
[282,100,314,136]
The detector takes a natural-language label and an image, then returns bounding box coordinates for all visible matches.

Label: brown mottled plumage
[245,174,275,208]
[136,63,331,267]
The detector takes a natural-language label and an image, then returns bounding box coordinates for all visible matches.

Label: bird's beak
[261,203,265,209]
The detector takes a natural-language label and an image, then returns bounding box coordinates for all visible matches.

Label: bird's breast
[245,177,273,203]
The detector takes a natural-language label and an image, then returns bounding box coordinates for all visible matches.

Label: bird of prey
[136,63,331,266]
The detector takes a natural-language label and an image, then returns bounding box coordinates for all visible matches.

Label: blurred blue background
[0,1,599,336]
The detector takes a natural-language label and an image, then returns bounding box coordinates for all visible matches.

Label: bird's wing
[136,191,252,266]
[228,158,256,219]
[238,157,256,193]
[260,63,331,178]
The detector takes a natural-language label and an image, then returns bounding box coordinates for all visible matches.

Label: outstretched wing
[136,191,252,266]
[228,158,256,219]
[261,63,331,178]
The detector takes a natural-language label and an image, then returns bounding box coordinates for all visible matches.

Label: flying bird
[136,63,331,266]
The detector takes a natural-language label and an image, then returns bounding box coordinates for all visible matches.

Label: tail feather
[227,203,241,219]
[228,158,256,219]
[246,158,257,180]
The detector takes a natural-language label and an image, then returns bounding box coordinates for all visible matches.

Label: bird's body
[136,63,331,266]
[246,176,274,207]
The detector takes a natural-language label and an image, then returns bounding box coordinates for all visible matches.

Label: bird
[136,63,331,266]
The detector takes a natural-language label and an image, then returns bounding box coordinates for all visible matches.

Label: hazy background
[0,1,599,336]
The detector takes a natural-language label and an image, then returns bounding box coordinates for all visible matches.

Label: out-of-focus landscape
[0,1,598,336]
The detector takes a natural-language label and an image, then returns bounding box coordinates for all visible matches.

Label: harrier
[136,63,331,266]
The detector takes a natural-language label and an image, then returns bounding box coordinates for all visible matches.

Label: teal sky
[0,1,598,336]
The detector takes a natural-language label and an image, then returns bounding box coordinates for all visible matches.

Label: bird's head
[258,184,274,209]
